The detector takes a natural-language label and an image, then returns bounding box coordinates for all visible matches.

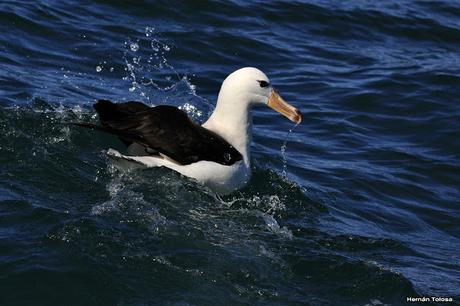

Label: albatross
[75,67,302,195]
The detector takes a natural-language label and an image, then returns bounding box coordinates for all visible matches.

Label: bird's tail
[69,122,111,133]
[93,99,120,122]
[70,99,151,148]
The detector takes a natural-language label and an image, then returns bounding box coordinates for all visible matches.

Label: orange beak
[267,90,302,124]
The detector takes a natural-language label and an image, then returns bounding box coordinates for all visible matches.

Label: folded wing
[86,99,242,166]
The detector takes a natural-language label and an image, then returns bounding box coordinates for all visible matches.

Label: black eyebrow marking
[258,80,270,88]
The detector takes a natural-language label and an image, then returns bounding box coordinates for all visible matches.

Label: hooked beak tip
[268,90,302,124]
[293,109,302,124]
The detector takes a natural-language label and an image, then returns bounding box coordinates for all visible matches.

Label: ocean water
[0,1,459,305]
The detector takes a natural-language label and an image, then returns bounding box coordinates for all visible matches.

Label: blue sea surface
[0,1,459,305]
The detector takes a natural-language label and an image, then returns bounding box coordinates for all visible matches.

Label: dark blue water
[1,1,459,305]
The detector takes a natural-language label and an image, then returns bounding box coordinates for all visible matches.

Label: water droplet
[145,26,155,37]
[129,82,137,92]
[130,42,139,52]
[96,65,102,72]
[223,153,231,162]
[151,41,159,52]
[163,45,170,51]
[281,126,297,177]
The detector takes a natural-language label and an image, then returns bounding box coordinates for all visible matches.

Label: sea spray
[280,123,299,178]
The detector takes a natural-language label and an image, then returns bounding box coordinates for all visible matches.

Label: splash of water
[280,123,299,178]
[121,27,178,99]
[117,27,213,118]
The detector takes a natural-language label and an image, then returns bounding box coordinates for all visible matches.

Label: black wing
[84,99,242,166]
[94,100,152,146]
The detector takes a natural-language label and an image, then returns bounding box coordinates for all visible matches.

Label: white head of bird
[207,67,301,124]
[203,67,302,163]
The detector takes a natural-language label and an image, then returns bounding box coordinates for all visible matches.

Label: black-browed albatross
[75,67,302,195]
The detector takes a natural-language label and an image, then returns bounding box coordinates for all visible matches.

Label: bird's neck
[203,98,253,165]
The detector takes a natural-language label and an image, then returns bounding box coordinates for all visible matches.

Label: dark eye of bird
[258,80,269,88]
